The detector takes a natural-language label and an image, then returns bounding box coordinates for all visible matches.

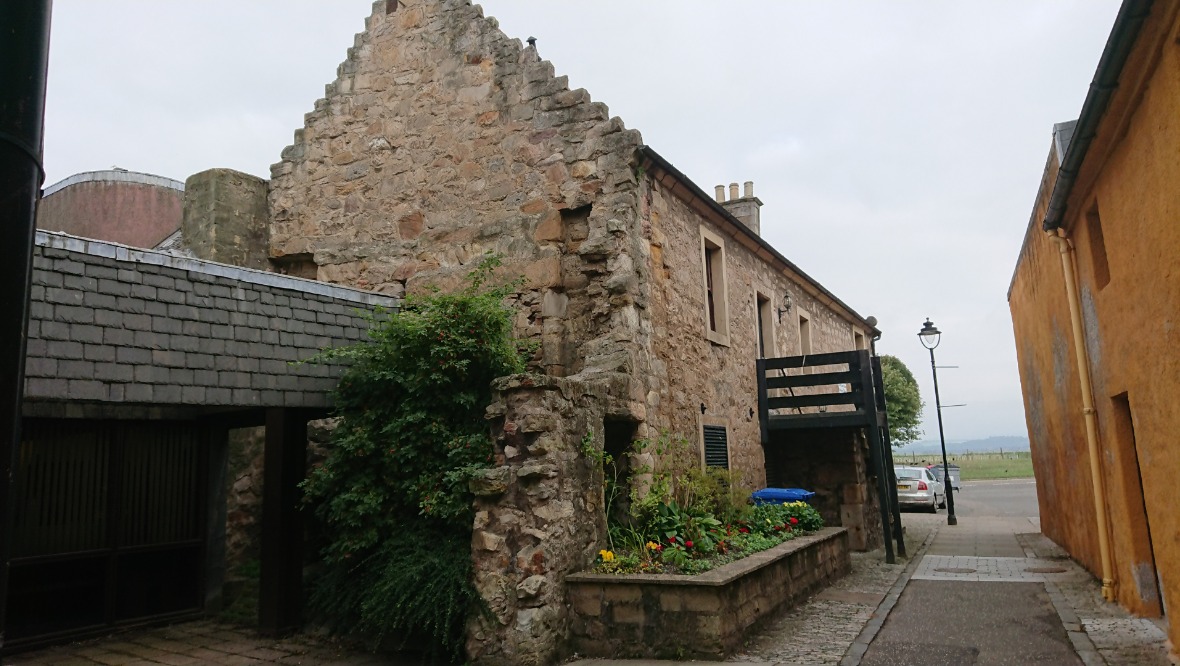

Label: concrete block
[82,344,116,362]
[130,284,158,300]
[40,321,70,340]
[167,304,199,320]
[57,306,95,325]
[93,363,133,382]
[124,384,153,402]
[44,287,83,306]
[133,331,169,350]
[70,326,104,345]
[26,377,68,397]
[67,379,107,401]
[58,360,95,378]
[141,273,175,289]
[151,317,182,335]
[171,336,200,353]
[116,347,152,364]
[63,274,98,292]
[46,340,84,360]
[24,357,57,377]
[94,310,123,327]
[156,288,186,305]
[154,385,182,402]
[152,350,187,368]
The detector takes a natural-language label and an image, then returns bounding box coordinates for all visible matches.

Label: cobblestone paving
[728,514,941,665]
[6,621,408,666]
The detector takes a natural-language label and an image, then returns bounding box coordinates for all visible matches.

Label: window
[700,228,729,344]
[701,424,729,470]
[756,292,775,358]
[1085,203,1110,289]
[853,330,866,351]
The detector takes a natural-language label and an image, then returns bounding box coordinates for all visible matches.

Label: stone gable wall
[267,0,650,395]
[640,176,867,488]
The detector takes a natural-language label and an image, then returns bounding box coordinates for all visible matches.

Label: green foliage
[300,255,527,660]
[880,354,924,447]
[590,430,824,576]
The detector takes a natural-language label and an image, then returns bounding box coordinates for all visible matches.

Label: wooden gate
[5,419,208,647]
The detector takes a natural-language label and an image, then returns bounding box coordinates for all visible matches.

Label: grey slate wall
[25,231,397,410]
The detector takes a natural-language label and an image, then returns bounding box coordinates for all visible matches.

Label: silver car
[894,465,945,512]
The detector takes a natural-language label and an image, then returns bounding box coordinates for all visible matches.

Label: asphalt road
[948,479,1038,518]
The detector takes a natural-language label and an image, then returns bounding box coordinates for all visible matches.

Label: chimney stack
[713,179,763,236]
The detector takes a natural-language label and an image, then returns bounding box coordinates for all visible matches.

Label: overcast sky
[43,1,1122,442]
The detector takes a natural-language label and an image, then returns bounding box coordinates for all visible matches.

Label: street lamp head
[918,318,941,350]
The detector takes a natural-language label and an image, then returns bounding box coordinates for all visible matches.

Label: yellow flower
[599,549,615,562]
[646,541,660,551]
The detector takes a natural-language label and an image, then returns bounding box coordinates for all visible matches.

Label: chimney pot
[714,185,725,203]
[729,183,739,201]
[744,181,754,198]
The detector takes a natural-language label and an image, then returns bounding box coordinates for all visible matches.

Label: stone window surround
[696,415,732,471]
[700,226,730,346]
[755,288,777,359]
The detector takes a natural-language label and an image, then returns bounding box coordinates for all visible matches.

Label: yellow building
[1008,0,1179,653]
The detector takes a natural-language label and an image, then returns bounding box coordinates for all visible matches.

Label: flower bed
[593,500,824,575]
[567,526,850,659]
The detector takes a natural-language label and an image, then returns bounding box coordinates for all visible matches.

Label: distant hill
[896,435,1029,454]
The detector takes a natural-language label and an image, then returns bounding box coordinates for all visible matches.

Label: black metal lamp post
[919,319,957,526]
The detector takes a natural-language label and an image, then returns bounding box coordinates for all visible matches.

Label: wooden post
[871,355,905,557]
[859,351,894,564]
[259,408,309,635]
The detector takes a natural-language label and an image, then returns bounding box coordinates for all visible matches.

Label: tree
[879,354,924,447]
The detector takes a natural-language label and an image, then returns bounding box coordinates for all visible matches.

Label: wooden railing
[756,349,878,444]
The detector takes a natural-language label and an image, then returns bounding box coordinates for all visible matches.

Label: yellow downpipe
[1049,228,1115,602]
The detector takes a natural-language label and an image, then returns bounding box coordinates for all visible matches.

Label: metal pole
[0,0,53,649]
[929,347,957,526]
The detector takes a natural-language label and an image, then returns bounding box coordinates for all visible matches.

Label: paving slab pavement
[857,511,1173,666]
[9,497,1172,666]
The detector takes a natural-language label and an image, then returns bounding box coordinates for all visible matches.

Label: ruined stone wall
[466,374,612,666]
[267,0,650,395]
[640,175,865,488]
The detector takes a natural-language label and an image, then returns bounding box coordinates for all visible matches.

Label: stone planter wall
[466,373,644,666]
[565,527,850,659]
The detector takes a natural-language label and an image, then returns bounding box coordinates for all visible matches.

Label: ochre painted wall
[1011,4,1180,648]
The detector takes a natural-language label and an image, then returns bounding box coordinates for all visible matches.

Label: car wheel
[927,498,938,513]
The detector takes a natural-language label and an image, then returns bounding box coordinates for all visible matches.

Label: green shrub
[300,256,528,660]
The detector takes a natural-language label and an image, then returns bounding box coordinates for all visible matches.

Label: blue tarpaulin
[751,487,816,505]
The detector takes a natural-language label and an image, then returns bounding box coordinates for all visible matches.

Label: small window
[1085,203,1110,289]
[701,424,729,470]
[700,228,729,344]
[756,292,775,358]
[853,330,866,351]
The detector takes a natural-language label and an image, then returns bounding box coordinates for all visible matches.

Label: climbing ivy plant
[300,255,528,660]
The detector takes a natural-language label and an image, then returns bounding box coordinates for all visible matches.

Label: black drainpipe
[0,0,53,649]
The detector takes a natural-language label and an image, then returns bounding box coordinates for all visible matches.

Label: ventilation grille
[703,425,729,469]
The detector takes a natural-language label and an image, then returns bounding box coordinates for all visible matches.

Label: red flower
[668,537,676,544]
[789,517,799,525]
[739,527,749,533]
[685,540,694,548]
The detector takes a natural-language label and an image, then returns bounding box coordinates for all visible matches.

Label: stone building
[1008,0,1178,655]
[268,0,878,491]
[260,2,883,661]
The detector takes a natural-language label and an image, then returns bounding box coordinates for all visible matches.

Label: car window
[895,468,921,480]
